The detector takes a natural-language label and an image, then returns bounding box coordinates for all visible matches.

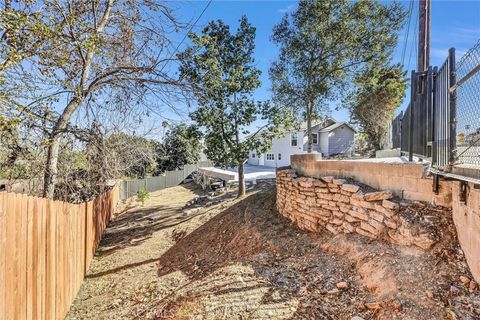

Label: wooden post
[418,0,431,72]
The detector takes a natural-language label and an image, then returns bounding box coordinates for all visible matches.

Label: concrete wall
[452,182,480,284]
[290,154,452,207]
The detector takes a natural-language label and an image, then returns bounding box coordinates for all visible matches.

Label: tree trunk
[42,97,81,198]
[237,161,246,198]
[306,101,313,153]
[42,138,61,198]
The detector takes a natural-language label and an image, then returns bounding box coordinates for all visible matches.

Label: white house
[248,121,356,168]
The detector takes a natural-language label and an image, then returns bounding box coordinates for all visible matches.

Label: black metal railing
[390,41,480,170]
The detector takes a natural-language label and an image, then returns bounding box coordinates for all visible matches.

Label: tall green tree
[180,16,294,197]
[157,123,202,172]
[346,64,407,150]
[270,0,405,152]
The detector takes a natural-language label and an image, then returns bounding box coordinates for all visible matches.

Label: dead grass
[66,181,480,320]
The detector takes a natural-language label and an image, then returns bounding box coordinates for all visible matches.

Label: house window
[278,153,282,160]
[251,153,256,158]
[291,133,298,146]
[266,154,274,161]
[312,133,318,144]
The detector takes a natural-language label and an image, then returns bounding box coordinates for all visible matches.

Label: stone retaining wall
[276,169,439,250]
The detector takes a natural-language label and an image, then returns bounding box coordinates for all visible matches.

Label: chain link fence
[453,40,480,167]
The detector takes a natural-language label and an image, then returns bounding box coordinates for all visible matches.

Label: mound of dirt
[67,181,480,320]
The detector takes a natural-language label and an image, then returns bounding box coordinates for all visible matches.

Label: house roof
[319,122,356,133]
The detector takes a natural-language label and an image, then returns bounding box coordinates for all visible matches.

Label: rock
[356,227,377,239]
[422,215,440,225]
[364,191,393,202]
[426,290,434,299]
[469,281,478,290]
[384,218,397,229]
[357,302,367,312]
[343,222,355,233]
[336,281,348,289]
[369,211,385,223]
[365,302,382,310]
[322,176,334,183]
[391,299,402,311]
[298,178,313,188]
[342,184,360,193]
[352,191,365,200]
[450,285,462,296]
[459,276,470,285]
[333,178,347,185]
[446,309,459,320]
[361,221,381,235]
[327,288,340,295]
[382,199,399,210]
[348,209,369,221]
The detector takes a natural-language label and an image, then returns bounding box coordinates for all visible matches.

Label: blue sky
[159,0,480,129]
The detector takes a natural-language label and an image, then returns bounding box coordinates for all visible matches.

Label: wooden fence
[0,186,119,320]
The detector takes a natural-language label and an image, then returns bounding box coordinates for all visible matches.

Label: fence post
[431,66,438,165]
[448,47,457,168]
[409,70,416,162]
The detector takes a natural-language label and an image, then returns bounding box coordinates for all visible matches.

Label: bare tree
[4,0,186,198]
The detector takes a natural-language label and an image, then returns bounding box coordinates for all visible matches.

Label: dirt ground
[66,181,480,320]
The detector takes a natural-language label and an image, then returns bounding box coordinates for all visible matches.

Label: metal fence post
[448,47,457,167]
[431,66,438,165]
[409,70,416,162]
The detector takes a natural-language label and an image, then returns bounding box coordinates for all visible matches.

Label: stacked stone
[276,169,438,250]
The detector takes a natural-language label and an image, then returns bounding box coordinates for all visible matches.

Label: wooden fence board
[45,199,56,320]
[37,197,47,320]
[26,196,34,320]
[0,192,5,320]
[55,200,64,320]
[16,194,28,319]
[0,186,118,320]
[5,193,15,319]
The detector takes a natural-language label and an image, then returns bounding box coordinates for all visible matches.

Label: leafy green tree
[157,123,202,172]
[270,0,405,152]
[180,17,295,197]
[346,64,407,150]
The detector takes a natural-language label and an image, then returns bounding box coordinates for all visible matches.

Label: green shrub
[137,188,150,206]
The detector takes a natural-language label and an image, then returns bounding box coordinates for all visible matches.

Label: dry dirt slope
[67,181,480,320]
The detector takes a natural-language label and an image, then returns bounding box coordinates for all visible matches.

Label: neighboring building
[248,121,356,167]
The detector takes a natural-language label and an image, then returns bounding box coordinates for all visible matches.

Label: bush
[136,188,150,206]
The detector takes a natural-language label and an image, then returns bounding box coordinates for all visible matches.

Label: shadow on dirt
[155,181,311,280]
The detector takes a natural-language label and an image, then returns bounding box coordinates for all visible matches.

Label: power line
[401,0,414,67]
[158,0,213,74]
[407,3,419,72]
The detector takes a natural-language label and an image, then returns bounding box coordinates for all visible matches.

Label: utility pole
[418,0,431,72]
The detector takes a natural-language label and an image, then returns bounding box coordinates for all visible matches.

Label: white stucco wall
[327,125,355,156]
[247,150,260,165]
[248,131,307,167]
[319,132,329,156]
